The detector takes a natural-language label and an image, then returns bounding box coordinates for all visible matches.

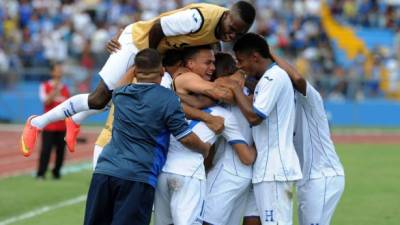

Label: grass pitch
[0,143,399,225]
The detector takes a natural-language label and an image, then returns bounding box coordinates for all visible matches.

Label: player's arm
[178,93,215,109]
[149,9,204,49]
[179,133,211,158]
[218,78,263,126]
[182,103,224,134]
[222,112,256,165]
[231,142,256,165]
[39,82,61,105]
[271,52,307,96]
[166,96,211,157]
[175,73,234,103]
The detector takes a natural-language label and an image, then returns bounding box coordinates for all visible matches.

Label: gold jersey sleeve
[95,104,114,148]
[131,3,227,53]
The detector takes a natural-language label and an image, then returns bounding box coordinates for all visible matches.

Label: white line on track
[0,195,86,225]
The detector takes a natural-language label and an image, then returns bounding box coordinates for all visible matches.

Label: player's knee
[88,81,112,109]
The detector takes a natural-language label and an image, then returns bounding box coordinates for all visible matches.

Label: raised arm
[271,52,307,95]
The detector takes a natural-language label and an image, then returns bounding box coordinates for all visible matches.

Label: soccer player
[83,48,211,225]
[154,46,256,225]
[219,33,303,225]
[92,49,224,169]
[201,53,257,225]
[271,52,345,225]
[20,1,256,156]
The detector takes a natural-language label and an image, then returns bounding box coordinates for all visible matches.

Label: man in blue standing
[83,48,211,225]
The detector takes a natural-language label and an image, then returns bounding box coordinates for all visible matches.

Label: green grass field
[1,143,399,225]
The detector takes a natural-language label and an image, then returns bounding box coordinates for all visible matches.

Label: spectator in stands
[36,62,70,180]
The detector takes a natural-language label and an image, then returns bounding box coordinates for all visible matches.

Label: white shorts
[92,145,103,170]
[154,172,206,225]
[99,24,138,90]
[244,185,259,217]
[254,181,294,225]
[296,176,345,225]
[202,165,252,225]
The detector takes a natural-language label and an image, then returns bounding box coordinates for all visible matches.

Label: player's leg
[242,185,261,225]
[296,178,325,225]
[203,165,251,225]
[52,131,66,179]
[65,103,111,152]
[21,24,138,155]
[111,178,155,225]
[169,174,205,225]
[154,172,174,225]
[36,131,53,178]
[321,176,345,225]
[83,174,114,225]
[92,145,103,170]
[253,181,294,225]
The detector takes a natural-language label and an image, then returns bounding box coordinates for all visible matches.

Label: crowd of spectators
[0,0,399,100]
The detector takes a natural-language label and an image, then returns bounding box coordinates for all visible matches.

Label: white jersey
[162,106,246,180]
[294,82,345,182]
[252,63,302,183]
[214,89,253,179]
[160,72,173,89]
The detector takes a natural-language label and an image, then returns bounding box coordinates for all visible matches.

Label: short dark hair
[233,33,272,59]
[162,49,183,67]
[135,48,161,71]
[49,61,62,71]
[182,45,213,65]
[214,52,238,79]
[233,1,256,25]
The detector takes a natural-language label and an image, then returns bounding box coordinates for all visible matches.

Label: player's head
[233,33,273,77]
[50,62,63,80]
[162,49,183,76]
[214,52,245,87]
[217,1,256,42]
[134,48,164,83]
[182,45,215,81]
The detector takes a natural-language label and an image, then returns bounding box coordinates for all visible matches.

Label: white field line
[0,195,86,225]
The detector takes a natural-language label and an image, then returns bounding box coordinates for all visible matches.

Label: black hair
[181,45,213,65]
[233,1,256,25]
[49,61,62,71]
[233,33,272,59]
[214,52,238,79]
[134,48,161,71]
[162,49,183,67]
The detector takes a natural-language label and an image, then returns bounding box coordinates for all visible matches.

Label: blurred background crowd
[1,0,400,100]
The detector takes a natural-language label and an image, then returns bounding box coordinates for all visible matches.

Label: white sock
[71,109,105,125]
[31,94,90,129]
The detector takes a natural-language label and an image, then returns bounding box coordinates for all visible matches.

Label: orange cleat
[65,117,80,153]
[20,116,40,157]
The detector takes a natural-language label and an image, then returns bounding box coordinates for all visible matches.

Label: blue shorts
[84,173,155,225]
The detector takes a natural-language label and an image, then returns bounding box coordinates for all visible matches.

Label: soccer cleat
[20,116,40,157]
[65,117,80,153]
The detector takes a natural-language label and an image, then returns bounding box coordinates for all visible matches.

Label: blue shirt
[95,83,192,187]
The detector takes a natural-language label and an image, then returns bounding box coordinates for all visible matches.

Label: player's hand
[204,115,224,135]
[106,29,123,54]
[216,77,241,92]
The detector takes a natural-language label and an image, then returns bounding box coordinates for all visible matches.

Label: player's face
[188,50,216,81]
[220,12,248,42]
[51,65,63,80]
[235,52,256,76]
